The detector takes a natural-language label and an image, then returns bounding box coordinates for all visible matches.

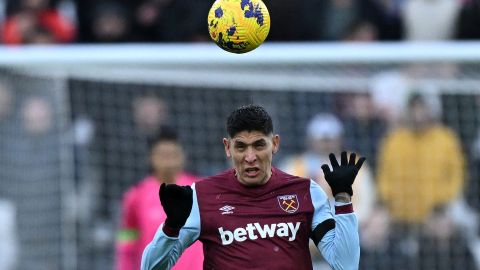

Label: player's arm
[141,183,201,270]
[310,152,364,270]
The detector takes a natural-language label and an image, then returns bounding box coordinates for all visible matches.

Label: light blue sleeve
[141,184,201,270]
[310,180,360,270]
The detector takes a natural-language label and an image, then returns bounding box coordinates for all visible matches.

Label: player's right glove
[321,151,365,196]
[159,183,193,236]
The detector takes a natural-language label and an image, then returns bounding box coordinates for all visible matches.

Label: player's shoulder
[273,167,310,184]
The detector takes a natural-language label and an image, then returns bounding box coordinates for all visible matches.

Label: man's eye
[235,144,246,150]
[254,142,266,148]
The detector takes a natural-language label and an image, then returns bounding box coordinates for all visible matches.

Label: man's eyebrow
[253,139,266,144]
[234,138,266,144]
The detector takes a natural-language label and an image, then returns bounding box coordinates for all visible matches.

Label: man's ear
[223,138,231,157]
[272,134,280,154]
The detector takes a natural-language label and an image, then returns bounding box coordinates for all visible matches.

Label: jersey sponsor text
[218,222,301,245]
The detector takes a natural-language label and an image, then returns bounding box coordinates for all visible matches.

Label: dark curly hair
[226,104,273,137]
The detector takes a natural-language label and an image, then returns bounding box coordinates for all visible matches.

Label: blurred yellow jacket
[377,125,465,223]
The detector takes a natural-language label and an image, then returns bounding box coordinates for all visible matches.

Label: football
[207,0,270,54]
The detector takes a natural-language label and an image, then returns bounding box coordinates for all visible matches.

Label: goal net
[0,42,479,270]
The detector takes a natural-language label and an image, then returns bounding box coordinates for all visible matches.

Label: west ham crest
[277,194,299,213]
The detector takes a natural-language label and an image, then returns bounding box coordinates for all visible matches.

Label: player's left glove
[321,151,365,196]
[159,183,193,236]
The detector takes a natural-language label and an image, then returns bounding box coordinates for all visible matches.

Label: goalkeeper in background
[142,105,365,270]
[115,127,203,270]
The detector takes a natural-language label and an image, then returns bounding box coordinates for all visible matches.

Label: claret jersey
[141,168,360,270]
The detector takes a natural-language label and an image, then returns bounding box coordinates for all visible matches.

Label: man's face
[150,141,184,183]
[223,130,280,186]
[409,101,430,129]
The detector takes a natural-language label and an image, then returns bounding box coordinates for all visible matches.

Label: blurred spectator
[85,93,170,269]
[455,0,480,40]
[115,127,203,270]
[279,113,376,269]
[418,205,477,270]
[342,19,378,42]
[0,199,19,270]
[359,203,399,270]
[75,0,208,42]
[132,95,169,137]
[22,95,54,134]
[369,70,411,127]
[306,0,367,41]
[85,1,132,43]
[2,0,75,44]
[342,93,387,170]
[402,0,460,40]
[294,0,401,41]
[367,0,404,40]
[376,92,466,267]
[3,95,63,270]
[97,93,169,203]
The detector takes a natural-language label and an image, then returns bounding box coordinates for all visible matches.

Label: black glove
[321,151,365,196]
[159,183,193,231]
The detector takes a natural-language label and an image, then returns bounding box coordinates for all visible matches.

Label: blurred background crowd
[0,64,480,269]
[1,0,480,44]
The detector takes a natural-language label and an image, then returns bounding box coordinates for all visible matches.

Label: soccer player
[116,127,203,270]
[141,105,365,270]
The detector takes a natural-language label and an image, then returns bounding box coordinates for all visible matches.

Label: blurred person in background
[96,93,170,213]
[418,205,477,270]
[75,0,209,42]
[3,95,63,270]
[342,19,378,42]
[125,0,207,42]
[455,0,480,40]
[376,92,466,268]
[115,127,203,270]
[297,0,402,41]
[279,113,376,270]
[342,93,387,171]
[86,93,170,269]
[2,0,75,44]
[132,95,169,138]
[0,80,18,270]
[81,1,132,43]
[369,70,411,128]
[402,0,460,40]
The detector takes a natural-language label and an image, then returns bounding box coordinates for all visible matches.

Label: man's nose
[245,148,257,163]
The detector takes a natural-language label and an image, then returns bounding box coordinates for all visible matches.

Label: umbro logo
[219,205,235,215]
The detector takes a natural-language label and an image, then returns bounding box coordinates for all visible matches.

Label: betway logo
[218,222,301,245]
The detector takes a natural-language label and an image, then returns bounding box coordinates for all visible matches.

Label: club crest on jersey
[277,194,299,213]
